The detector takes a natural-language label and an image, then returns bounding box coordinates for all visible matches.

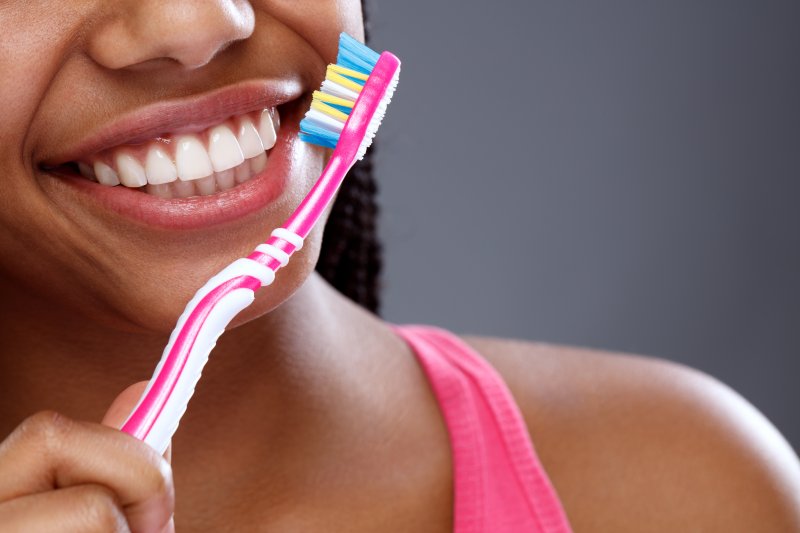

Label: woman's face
[0,1,364,332]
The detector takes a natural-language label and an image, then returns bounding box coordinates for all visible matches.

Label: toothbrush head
[299,33,400,162]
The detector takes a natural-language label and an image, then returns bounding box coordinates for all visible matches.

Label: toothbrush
[120,33,401,454]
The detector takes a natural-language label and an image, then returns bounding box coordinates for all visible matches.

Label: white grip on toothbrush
[122,228,304,453]
[144,287,254,454]
[122,257,275,455]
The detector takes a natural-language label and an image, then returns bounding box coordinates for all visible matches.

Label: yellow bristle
[311,100,350,122]
[328,64,370,81]
[325,68,364,93]
[312,91,355,108]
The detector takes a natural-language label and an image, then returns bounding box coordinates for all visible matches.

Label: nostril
[123,57,183,72]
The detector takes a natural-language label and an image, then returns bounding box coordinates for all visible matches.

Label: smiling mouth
[44,107,282,200]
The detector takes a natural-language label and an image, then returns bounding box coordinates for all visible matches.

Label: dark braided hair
[314,0,383,314]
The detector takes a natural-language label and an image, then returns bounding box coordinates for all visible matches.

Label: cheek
[0,4,89,165]
[0,5,95,298]
[261,0,365,62]
[331,0,365,40]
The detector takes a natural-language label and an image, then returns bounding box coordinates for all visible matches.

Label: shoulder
[459,334,800,532]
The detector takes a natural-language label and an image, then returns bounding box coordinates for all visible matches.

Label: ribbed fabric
[391,325,573,533]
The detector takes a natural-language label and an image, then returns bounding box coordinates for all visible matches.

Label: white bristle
[356,66,400,161]
[306,109,345,132]
[321,80,360,101]
[301,57,399,154]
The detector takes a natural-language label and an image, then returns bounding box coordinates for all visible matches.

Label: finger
[0,411,173,532]
[101,382,172,464]
[102,381,150,429]
[160,515,175,533]
[162,441,172,464]
[0,484,130,533]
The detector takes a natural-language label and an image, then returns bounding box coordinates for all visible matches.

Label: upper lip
[41,79,303,167]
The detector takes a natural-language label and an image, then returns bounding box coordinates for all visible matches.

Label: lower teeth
[141,153,267,199]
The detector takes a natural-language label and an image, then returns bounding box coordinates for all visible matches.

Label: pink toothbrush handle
[120,148,356,455]
[120,50,400,454]
[120,229,304,455]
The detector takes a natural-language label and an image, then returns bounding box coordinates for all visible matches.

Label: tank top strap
[391,324,573,533]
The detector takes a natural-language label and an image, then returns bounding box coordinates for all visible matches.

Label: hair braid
[314,0,383,314]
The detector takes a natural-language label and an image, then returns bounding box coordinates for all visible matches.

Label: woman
[0,1,798,531]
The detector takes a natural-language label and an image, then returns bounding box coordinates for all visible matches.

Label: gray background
[368,1,800,450]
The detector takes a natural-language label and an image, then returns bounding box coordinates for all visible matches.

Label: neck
[0,271,455,527]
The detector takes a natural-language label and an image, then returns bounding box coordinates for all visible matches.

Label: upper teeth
[78,108,279,190]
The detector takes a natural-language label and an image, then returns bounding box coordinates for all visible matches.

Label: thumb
[101,381,172,463]
[101,381,148,429]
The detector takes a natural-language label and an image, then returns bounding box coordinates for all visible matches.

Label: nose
[87,0,255,70]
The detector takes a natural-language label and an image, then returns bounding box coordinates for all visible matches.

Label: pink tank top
[391,324,573,533]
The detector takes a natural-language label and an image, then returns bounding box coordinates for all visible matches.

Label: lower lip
[42,111,300,231]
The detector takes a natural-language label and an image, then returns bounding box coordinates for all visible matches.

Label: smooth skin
[0,1,798,531]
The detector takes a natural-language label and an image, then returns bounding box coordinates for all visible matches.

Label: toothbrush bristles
[299,33,399,159]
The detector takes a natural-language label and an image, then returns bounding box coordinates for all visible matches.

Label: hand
[0,382,175,532]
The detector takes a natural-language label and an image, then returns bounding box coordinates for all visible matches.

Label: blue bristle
[340,73,366,86]
[328,103,353,114]
[299,33,381,148]
[298,119,339,149]
[337,33,379,75]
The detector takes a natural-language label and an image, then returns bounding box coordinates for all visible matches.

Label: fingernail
[163,440,172,463]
